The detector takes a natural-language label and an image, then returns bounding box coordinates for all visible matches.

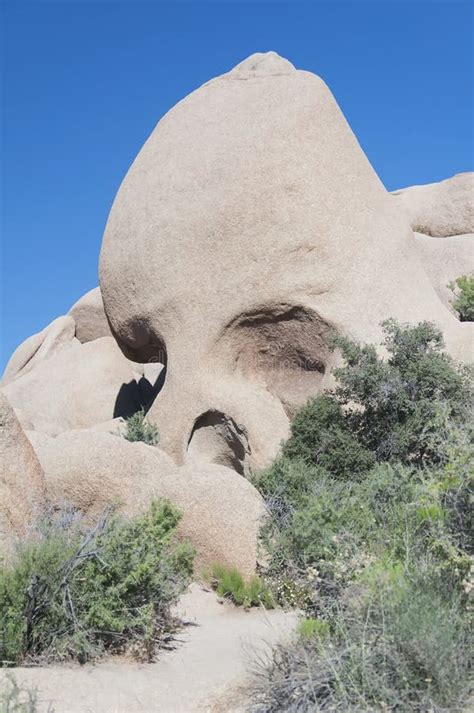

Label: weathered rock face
[100,51,471,471]
[2,316,77,385]
[413,233,474,314]
[31,430,265,577]
[163,462,266,577]
[68,287,111,343]
[392,173,474,237]
[3,337,143,435]
[393,173,473,332]
[4,287,112,385]
[0,392,46,557]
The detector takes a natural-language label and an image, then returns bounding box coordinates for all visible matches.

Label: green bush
[258,458,471,606]
[282,396,375,477]
[333,320,472,465]
[253,448,473,710]
[0,501,194,665]
[251,321,473,711]
[278,321,471,471]
[449,274,474,322]
[252,572,472,712]
[297,617,330,640]
[123,408,160,446]
[440,420,474,554]
[0,674,39,713]
[208,564,274,609]
[255,457,325,519]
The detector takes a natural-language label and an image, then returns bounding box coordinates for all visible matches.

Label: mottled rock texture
[392,173,474,238]
[31,430,265,577]
[0,392,46,557]
[100,52,472,470]
[3,337,143,435]
[69,287,112,343]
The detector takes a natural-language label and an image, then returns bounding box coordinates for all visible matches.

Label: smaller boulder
[0,392,46,558]
[162,463,266,578]
[2,337,142,435]
[2,315,76,384]
[414,232,474,314]
[32,430,266,577]
[392,173,474,237]
[68,287,111,343]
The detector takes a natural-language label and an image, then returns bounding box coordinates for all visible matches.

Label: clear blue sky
[1,0,473,371]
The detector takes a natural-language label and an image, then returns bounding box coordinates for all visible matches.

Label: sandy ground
[1,584,297,713]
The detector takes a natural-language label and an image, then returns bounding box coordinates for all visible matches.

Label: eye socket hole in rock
[122,336,168,368]
[220,304,335,415]
[111,317,168,367]
[187,410,251,477]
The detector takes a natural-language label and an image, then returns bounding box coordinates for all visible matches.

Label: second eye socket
[219,303,335,414]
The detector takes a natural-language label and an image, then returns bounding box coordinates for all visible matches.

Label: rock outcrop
[413,233,474,314]
[1,52,472,573]
[2,315,77,385]
[0,392,46,557]
[392,173,474,237]
[31,430,265,577]
[68,287,111,343]
[99,51,471,470]
[159,462,266,577]
[3,337,143,435]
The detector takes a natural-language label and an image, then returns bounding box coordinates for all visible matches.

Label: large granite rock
[99,51,471,471]
[2,316,76,385]
[69,287,111,343]
[3,337,143,435]
[392,173,474,238]
[0,392,46,557]
[30,429,266,577]
[414,232,474,314]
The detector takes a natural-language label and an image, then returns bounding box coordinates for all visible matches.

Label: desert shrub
[251,321,473,711]
[278,321,471,472]
[0,674,39,713]
[333,320,472,465]
[208,564,274,609]
[449,274,474,322]
[296,617,330,640]
[123,408,160,446]
[253,454,473,710]
[255,457,326,522]
[251,572,472,712]
[282,396,376,477]
[257,458,472,610]
[0,501,194,665]
[440,420,474,554]
[254,324,473,603]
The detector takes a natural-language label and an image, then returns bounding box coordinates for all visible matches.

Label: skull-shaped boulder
[100,52,472,473]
